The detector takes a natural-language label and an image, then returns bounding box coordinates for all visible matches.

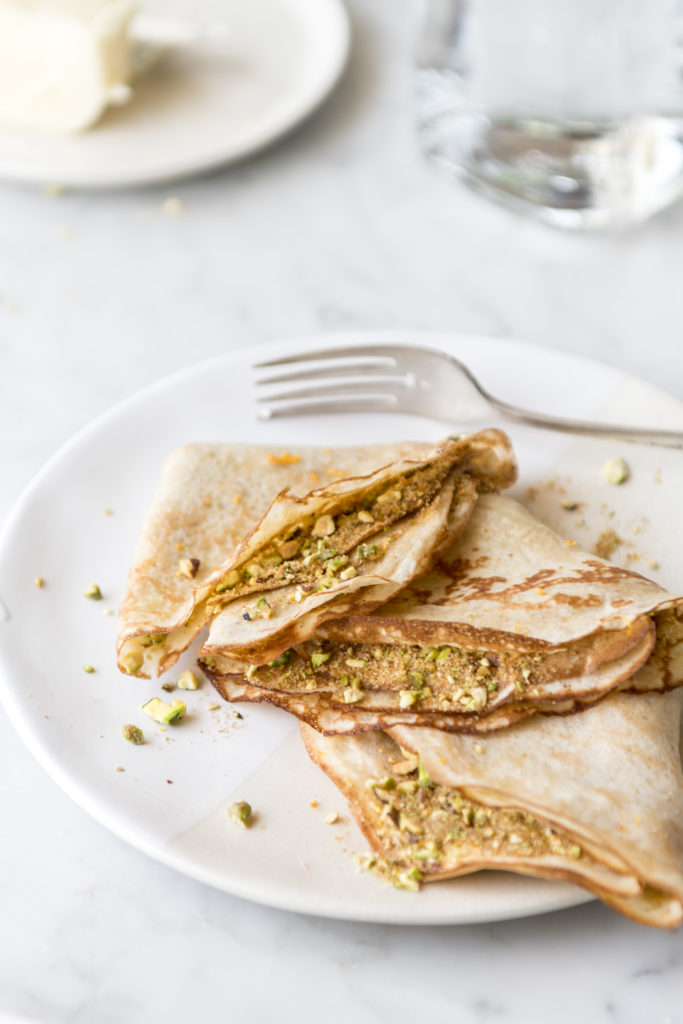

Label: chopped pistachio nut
[357,510,374,524]
[311,514,336,538]
[394,867,423,891]
[177,557,200,579]
[121,724,144,745]
[256,597,273,619]
[269,650,292,668]
[177,670,199,690]
[398,689,418,709]
[207,702,221,710]
[83,664,95,674]
[323,812,339,824]
[34,576,45,588]
[245,563,264,579]
[228,801,253,828]
[122,652,143,675]
[418,761,433,788]
[602,456,630,485]
[345,658,367,669]
[83,583,102,600]
[339,566,357,581]
[141,696,186,725]
[161,681,175,692]
[343,687,364,704]
[311,652,332,670]
[215,570,240,594]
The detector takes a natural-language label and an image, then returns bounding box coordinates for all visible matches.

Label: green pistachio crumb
[256,597,273,619]
[161,681,175,692]
[228,801,253,828]
[418,760,433,788]
[268,650,292,668]
[121,724,144,745]
[311,652,332,670]
[408,672,425,689]
[435,648,451,663]
[602,456,630,485]
[83,583,102,600]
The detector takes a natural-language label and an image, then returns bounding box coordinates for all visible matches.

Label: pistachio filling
[206,455,457,610]
[241,641,543,713]
[360,761,583,889]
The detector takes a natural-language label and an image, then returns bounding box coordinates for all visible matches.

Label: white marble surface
[2,2,683,1021]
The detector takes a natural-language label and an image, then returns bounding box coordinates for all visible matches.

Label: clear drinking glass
[415,0,683,228]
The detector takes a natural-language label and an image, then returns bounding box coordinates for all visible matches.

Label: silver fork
[254,343,683,448]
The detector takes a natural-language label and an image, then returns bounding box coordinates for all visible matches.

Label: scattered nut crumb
[83,583,102,600]
[161,681,175,692]
[121,724,144,745]
[162,196,185,217]
[654,468,662,484]
[594,529,623,560]
[561,501,579,511]
[102,608,114,616]
[207,702,221,711]
[310,800,319,808]
[474,744,484,754]
[104,508,114,516]
[43,183,67,197]
[648,560,660,570]
[324,812,340,825]
[83,665,95,674]
[115,766,125,772]
[34,576,45,588]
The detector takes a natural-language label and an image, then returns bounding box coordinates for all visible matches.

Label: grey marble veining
[2,1,683,1021]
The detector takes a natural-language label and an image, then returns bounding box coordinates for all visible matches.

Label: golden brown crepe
[302,689,683,928]
[204,494,683,732]
[117,432,516,678]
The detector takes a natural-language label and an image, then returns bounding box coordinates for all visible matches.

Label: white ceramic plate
[0,0,349,188]
[2,330,683,926]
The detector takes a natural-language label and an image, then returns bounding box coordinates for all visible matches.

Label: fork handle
[490,398,683,449]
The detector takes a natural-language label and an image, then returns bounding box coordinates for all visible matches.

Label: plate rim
[0,0,351,189]
[2,328,672,926]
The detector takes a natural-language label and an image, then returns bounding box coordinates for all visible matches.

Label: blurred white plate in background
[0,0,349,188]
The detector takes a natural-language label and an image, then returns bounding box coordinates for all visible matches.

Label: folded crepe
[117,431,516,678]
[204,494,683,733]
[302,689,683,928]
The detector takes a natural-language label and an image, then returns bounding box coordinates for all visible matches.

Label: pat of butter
[0,0,137,133]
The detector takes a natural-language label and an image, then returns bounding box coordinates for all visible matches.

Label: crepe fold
[117,431,516,678]
[205,494,683,733]
[302,689,683,928]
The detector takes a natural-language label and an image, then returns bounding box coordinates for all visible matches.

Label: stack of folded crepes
[117,433,683,927]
